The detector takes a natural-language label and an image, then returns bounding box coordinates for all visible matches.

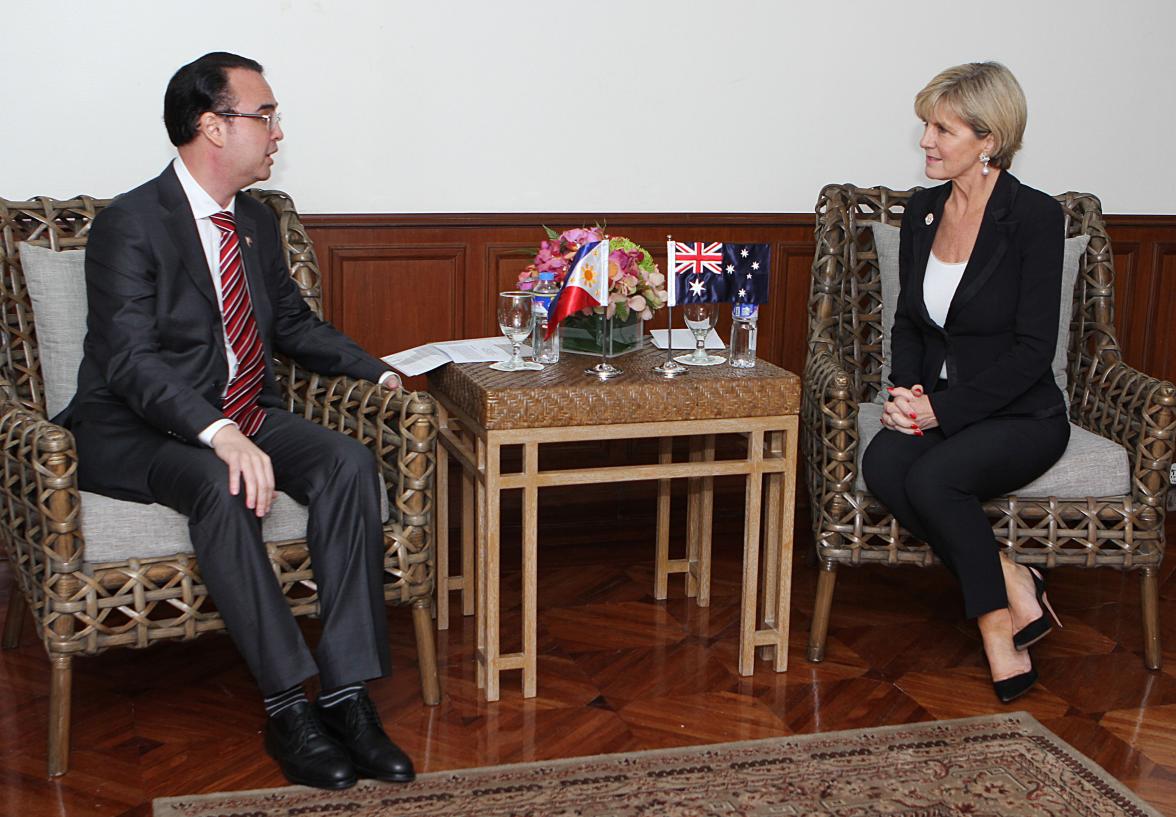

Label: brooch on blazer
[244,236,253,247]
[925,213,934,226]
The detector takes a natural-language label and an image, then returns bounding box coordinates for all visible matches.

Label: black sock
[317,683,365,709]
[263,683,307,718]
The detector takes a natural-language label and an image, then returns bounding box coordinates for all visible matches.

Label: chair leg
[3,583,27,649]
[1141,567,1162,670]
[412,598,441,705]
[48,654,72,776]
[806,560,838,663]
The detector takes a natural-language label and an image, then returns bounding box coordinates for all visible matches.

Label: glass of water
[492,291,542,371]
[675,302,724,366]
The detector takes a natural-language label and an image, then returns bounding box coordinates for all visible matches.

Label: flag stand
[653,301,687,378]
[584,311,623,380]
[654,234,687,378]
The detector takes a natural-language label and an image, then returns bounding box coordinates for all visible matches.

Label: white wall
[5,0,1173,214]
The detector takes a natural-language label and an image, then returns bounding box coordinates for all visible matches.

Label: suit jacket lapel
[232,201,275,354]
[158,166,219,310]
[909,183,950,332]
[946,171,1019,324]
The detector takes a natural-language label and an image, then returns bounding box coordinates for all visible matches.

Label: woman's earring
[980,153,991,176]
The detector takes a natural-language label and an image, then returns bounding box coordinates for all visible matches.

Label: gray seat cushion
[854,401,1131,497]
[17,243,88,418]
[84,490,311,563]
[83,481,391,564]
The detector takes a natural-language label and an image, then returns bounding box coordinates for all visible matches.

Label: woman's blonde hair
[914,62,1027,169]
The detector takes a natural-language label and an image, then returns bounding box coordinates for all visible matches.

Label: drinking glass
[491,291,543,371]
[674,302,724,366]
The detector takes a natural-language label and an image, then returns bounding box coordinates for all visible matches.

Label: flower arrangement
[517,226,667,321]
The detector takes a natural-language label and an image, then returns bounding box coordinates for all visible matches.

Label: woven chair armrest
[808,185,852,355]
[1072,358,1176,510]
[277,360,437,528]
[802,349,861,492]
[0,398,85,602]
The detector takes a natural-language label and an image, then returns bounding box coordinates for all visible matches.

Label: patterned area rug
[154,713,1159,817]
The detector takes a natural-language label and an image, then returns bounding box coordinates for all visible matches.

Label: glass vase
[559,310,644,358]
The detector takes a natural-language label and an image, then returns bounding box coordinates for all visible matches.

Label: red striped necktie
[209,210,267,436]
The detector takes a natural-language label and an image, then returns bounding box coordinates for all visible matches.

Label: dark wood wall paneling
[303,214,1176,391]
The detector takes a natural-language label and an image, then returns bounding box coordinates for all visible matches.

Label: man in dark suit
[63,52,412,790]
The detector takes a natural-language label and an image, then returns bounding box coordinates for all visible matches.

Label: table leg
[686,438,703,598]
[484,439,502,701]
[475,437,487,691]
[522,442,539,698]
[654,437,672,600]
[758,431,781,659]
[435,409,450,630]
[772,422,799,672]
[697,434,715,608]
[461,464,475,617]
[739,430,765,676]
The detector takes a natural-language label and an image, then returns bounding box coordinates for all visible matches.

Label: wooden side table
[429,346,800,701]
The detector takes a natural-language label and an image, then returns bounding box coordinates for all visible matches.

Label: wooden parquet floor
[2,502,1175,816]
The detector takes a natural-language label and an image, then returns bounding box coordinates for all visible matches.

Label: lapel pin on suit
[244,235,253,247]
[925,213,935,226]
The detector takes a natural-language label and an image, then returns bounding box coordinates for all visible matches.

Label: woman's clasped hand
[881,385,938,435]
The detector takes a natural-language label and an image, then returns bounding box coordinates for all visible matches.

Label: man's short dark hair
[163,52,264,146]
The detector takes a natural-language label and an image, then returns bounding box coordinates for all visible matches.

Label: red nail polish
[910,413,917,419]
[914,429,924,436]
[886,387,894,392]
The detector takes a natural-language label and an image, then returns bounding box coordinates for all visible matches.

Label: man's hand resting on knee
[211,424,276,517]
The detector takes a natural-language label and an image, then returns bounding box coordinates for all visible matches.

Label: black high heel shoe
[993,666,1039,703]
[1012,567,1062,651]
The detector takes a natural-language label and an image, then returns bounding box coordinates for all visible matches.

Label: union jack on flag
[667,241,725,306]
[673,242,723,276]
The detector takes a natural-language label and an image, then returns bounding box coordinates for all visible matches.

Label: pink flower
[517,263,539,289]
[628,294,647,313]
[609,248,643,276]
[562,227,603,247]
[535,240,569,274]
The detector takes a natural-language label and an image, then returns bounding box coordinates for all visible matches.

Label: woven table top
[428,344,800,430]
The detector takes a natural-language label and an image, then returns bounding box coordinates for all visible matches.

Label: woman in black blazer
[861,62,1068,702]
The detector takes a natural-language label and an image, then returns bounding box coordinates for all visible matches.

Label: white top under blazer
[924,251,969,378]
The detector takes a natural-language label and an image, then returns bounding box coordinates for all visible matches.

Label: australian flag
[722,243,771,305]
[668,241,727,304]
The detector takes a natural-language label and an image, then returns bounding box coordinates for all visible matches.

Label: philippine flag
[544,239,610,338]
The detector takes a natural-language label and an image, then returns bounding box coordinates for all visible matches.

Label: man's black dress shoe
[1012,567,1062,651]
[265,700,357,789]
[317,690,415,783]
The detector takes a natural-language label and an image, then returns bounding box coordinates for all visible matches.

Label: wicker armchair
[0,190,440,776]
[802,184,1176,669]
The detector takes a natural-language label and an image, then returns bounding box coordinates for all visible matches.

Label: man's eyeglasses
[214,110,282,132]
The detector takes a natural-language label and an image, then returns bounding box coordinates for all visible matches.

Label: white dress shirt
[924,251,968,379]
[172,157,246,445]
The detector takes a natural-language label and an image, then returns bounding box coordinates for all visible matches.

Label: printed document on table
[650,328,725,350]
[382,337,529,376]
[431,337,525,363]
